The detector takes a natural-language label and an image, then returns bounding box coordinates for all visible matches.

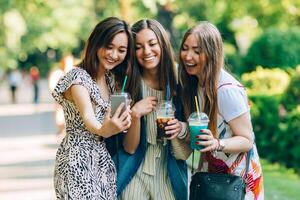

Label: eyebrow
[136,38,158,45]
[109,43,127,49]
[183,44,199,49]
[148,39,157,42]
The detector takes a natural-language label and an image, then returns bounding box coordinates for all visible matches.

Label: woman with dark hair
[52,17,133,199]
[107,19,190,200]
[179,21,264,199]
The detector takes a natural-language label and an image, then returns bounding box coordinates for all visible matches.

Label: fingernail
[200,130,204,133]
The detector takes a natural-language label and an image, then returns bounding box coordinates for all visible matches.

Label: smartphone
[111,94,127,115]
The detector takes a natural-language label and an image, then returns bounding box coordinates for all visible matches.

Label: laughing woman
[179,22,264,200]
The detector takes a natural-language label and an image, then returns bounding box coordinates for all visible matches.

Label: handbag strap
[191,150,195,174]
[191,150,251,182]
[244,150,251,181]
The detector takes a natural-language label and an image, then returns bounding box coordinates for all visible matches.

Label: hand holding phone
[111,92,131,115]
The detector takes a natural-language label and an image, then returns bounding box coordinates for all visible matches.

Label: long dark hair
[179,22,224,137]
[128,19,177,103]
[78,17,134,89]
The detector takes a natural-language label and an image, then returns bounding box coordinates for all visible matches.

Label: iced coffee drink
[156,101,175,140]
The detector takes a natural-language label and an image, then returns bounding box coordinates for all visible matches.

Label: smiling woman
[179,21,264,200]
[51,17,134,199]
[180,33,207,79]
[105,19,190,200]
[97,32,128,71]
[135,28,161,71]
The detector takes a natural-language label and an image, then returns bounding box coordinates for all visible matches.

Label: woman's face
[97,32,128,70]
[180,33,207,77]
[135,28,161,71]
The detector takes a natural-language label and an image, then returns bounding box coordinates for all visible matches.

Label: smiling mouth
[185,63,197,68]
[106,58,117,64]
[143,56,156,62]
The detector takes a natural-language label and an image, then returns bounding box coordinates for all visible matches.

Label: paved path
[0,103,58,200]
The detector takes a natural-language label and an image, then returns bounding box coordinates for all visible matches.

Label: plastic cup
[120,92,131,108]
[111,92,131,114]
[111,92,131,133]
[156,101,175,140]
[188,112,209,150]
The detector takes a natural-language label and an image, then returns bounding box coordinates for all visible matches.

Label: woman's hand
[98,103,131,138]
[164,119,182,140]
[196,129,219,153]
[123,97,157,154]
[131,96,157,118]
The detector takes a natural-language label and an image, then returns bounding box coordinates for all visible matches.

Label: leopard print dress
[52,67,117,200]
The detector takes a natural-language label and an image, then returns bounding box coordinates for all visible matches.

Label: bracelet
[177,122,188,139]
[213,138,219,152]
[216,138,225,152]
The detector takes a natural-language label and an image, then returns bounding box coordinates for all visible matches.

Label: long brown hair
[128,19,177,103]
[78,17,134,89]
[179,22,224,137]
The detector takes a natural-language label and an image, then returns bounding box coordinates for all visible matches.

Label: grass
[262,159,300,200]
[187,153,300,200]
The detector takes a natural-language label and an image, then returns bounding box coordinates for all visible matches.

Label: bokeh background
[0,0,299,199]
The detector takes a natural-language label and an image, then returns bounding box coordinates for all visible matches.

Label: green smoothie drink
[188,112,209,150]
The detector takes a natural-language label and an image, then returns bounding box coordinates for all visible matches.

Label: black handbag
[189,151,250,200]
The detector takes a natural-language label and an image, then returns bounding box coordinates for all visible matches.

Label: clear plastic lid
[188,112,209,123]
[157,100,175,117]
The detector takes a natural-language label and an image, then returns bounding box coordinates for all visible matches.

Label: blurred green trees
[243,28,300,73]
[241,67,290,96]
[1,0,299,75]
[242,67,300,172]
[282,67,300,112]
[0,0,122,75]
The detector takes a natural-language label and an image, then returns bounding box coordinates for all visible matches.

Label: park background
[0,0,299,199]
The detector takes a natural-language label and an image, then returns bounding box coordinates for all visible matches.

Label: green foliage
[278,106,300,171]
[1,0,300,76]
[246,65,300,172]
[241,67,290,96]
[250,94,282,162]
[281,66,300,112]
[0,0,104,72]
[243,28,300,72]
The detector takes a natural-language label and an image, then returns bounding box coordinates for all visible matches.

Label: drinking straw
[194,96,200,114]
[121,75,128,93]
[166,84,170,101]
[165,84,170,115]
[193,95,200,171]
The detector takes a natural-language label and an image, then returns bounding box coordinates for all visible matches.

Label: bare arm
[198,112,254,154]
[123,96,157,154]
[123,110,141,154]
[67,85,101,134]
[222,112,254,153]
[66,85,131,138]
